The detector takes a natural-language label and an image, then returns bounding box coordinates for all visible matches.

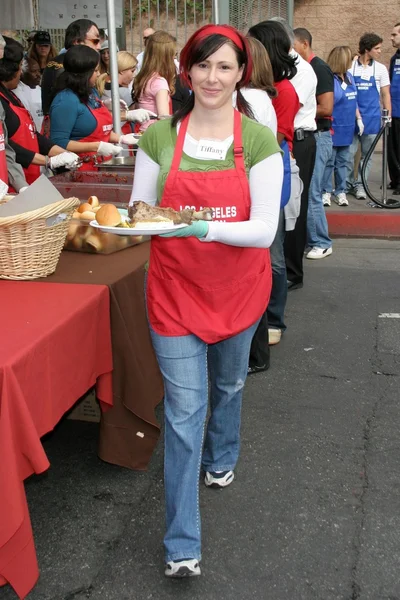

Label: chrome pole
[106,0,121,134]
[214,0,220,24]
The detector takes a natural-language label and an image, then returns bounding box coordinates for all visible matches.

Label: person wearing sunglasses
[41,18,101,120]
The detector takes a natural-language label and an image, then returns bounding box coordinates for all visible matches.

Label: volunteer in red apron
[345,33,391,199]
[130,25,283,578]
[49,46,138,171]
[0,36,79,189]
[388,23,400,193]
[322,46,360,207]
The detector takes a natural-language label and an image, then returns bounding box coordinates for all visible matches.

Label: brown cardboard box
[67,388,101,423]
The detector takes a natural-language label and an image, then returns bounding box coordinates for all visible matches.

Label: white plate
[90,209,189,236]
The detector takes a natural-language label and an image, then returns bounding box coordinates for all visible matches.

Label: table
[42,242,164,471]
[0,281,113,599]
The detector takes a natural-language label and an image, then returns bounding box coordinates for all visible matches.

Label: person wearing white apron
[345,33,391,199]
[388,22,400,193]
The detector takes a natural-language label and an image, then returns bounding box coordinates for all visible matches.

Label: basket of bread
[0,196,80,280]
[65,195,143,254]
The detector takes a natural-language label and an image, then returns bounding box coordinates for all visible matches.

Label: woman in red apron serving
[130,25,283,578]
[49,46,140,171]
[0,37,79,187]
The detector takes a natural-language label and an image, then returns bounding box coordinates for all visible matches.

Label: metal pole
[287,0,294,27]
[213,0,220,24]
[106,0,121,134]
[129,0,134,53]
[381,109,389,205]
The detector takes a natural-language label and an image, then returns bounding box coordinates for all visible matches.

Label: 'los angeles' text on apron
[147,109,272,344]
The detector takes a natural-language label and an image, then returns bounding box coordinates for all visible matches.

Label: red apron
[0,121,8,185]
[147,109,272,344]
[0,91,40,185]
[76,102,113,171]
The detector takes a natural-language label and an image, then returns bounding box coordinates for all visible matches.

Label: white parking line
[378,313,400,318]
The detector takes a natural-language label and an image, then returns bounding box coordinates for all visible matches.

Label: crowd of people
[1,16,400,580]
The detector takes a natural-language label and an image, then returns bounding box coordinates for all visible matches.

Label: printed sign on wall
[38,0,124,28]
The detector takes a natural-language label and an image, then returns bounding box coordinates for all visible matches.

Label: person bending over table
[129,24,283,578]
[0,37,79,187]
[49,46,140,171]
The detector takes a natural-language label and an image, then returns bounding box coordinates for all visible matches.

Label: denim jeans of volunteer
[267,209,287,331]
[149,320,259,563]
[346,133,376,193]
[307,130,333,249]
[322,145,350,195]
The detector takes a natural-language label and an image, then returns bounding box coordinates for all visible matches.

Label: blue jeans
[149,320,259,563]
[346,133,376,192]
[322,145,350,195]
[267,209,287,331]
[307,131,333,249]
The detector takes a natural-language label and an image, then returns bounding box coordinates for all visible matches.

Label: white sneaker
[306,247,333,260]
[334,192,349,206]
[355,188,367,200]
[322,192,331,206]
[204,470,234,488]
[165,559,201,578]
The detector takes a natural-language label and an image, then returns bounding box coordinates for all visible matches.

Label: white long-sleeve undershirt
[130,134,283,248]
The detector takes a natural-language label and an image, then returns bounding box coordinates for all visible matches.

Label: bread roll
[72,210,81,219]
[86,233,103,251]
[66,221,80,241]
[80,210,96,221]
[96,204,122,227]
[92,205,101,213]
[88,195,99,208]
[78,202,92,213]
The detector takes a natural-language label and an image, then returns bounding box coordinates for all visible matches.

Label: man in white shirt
[14,58,43,132]
[346,32,391,199]
[136,27,155,73]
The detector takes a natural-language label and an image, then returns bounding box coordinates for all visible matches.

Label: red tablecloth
[0,281,113,599]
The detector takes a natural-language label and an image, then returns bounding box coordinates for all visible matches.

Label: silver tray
[97,156,135,171]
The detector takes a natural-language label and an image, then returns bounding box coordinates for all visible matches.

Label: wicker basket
[0,197,80,280]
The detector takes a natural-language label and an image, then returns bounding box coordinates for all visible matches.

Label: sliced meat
[128,201,213,225]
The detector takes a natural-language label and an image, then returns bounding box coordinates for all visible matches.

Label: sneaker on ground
[355,188,367,200]
[306,246,333,260]
[268,328,282,345]
[165,559,201,578]
[322,192,331,206]
[334,192,348,206]
[204,470,234,488]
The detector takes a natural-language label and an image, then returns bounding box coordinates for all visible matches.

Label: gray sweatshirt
[0,102,27,191]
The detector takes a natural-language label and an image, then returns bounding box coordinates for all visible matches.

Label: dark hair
[359,32,383,54]
[293,27,313,47]
[55,45,99,103]
[172,31,254,126]
[64,19,98,50]
[248,21,297,82]
[0,36,24,82]
[395,22,400,28]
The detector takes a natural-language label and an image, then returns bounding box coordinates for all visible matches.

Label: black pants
[249,312,270,370]
[388,117,400,189]
[284,134,317,285]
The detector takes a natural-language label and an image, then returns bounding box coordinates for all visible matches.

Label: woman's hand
[357,118,364,136]
[49,152,80,170]
[159,221,209,239]
[97,141,122,157]
[119,133,139,146]
[125,109,157,123]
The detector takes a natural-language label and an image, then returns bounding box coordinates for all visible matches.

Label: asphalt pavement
[2,238,400,600]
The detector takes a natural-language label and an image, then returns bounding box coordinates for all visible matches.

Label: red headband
[180,24,253,88]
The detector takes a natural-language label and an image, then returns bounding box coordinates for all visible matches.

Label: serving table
[0,281,113,599]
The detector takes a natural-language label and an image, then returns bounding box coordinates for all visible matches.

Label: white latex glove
[49,152,80,170]
[357,118,364,136]
[125,109,156,123]
[97,141,123,157]
[0,178,8,201]
[119,133,139,146]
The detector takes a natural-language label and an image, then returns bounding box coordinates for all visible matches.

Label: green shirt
[138,115,281,203]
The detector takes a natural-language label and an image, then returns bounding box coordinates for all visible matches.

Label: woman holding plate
[129,24,283,577]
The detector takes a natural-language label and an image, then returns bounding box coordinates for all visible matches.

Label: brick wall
[294,0,399,68]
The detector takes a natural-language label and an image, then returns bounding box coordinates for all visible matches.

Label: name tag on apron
[395,59,400,66]
[360,72,370,81]
[341,81,348,90]
[197,139,228,161]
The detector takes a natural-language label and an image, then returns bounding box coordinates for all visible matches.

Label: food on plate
[127,201,213,226]
[95,203,122,227]
[88,195,99,208]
